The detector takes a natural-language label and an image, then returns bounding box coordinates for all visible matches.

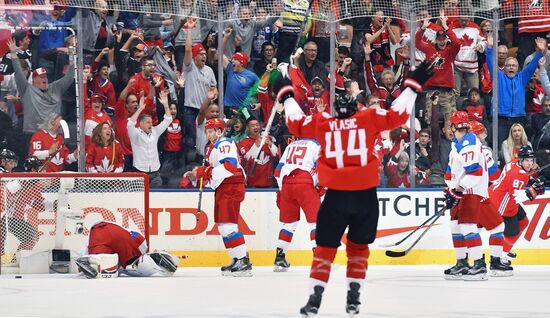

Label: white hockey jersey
[444,132,488,197]
[452,22,486,73]
[206,136,245,190]
[274,138,320,189]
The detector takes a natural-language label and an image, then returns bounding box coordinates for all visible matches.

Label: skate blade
[273,265,289,272]
[444,274,464,281]
[490,270,513,277]
[463,273,488,281]
[346,307,359,317]
[301,312,317,318]
[227,270,252,277]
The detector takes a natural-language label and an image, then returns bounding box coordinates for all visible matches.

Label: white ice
[1,265,549,318]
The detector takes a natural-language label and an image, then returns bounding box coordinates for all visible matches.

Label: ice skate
[463,258,488,281]
[224,256,252,277]
[220,258,237,275]
[273,248,290,272]
[300,285,324,317]
[443,257,470,280]
[489,256,513,277]
[507,251,517,259]
[345,282,361,317]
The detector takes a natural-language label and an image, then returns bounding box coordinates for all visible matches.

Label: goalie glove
[526,178,545,201]
[403,60,435,93]
[443,188,463,209]
[196,166,213,182]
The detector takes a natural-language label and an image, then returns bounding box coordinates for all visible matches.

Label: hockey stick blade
[385,250,406,257]
[385,207,447,258]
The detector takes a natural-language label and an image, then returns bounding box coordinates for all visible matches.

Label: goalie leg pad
[76,254,119,279]
[124,252,179,277]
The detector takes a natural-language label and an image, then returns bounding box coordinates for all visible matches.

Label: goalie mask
[334,93,358,119]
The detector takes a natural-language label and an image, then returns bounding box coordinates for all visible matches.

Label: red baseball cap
[90,93,107,103]
[192,43,206,58]
[232,52,249,67]
[32,67,47,79]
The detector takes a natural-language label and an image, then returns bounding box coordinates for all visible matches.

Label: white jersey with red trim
[444,132,488,197]
[482,145,500,182]
[274,138,321,189]
[452,22,486,73]
[206,136,245,190]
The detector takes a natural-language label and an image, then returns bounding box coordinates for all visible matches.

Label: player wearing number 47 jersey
[273,138,321,272]
[275,61,435,317]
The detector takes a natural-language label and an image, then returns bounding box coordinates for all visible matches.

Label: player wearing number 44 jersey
[273,138,322,272]
[275,61,436,317]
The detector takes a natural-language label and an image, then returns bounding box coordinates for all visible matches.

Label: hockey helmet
[469,121,485,136]
[204,118,225,132]
[0,148,18,162]
[450,111,470,130]
[25,157,42,172]
[518,145,535,159]
[334,93,358,119]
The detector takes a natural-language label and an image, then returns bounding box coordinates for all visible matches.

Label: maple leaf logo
[97,156,111,172]
[461,33,474,47]
[422,34,432,43]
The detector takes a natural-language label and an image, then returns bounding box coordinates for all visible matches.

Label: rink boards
[149,189,550,266]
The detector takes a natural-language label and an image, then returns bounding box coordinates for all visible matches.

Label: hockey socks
[309,223,317,250]
[488,223,505,258]
[309,245,337,292]
[219,223,248,259]
[461,224,482,260]
[277,222,298,253]
[450,221,467,259]
[346,241,369,283]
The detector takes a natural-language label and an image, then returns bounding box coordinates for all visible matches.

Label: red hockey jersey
[28,130,75,172]
[163,118,183,152]
[238,136,278,187]
[489,161,530,217]
[85,141,125,173]
[284,87,418,190]
[87,221,147,267]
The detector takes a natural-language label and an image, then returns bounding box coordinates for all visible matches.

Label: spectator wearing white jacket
[127,91,172,187]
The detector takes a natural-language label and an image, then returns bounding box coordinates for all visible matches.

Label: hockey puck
[15,275,22,279]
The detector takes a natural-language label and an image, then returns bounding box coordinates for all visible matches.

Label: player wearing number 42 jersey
[273,138,321,272]
[274,61,436,317]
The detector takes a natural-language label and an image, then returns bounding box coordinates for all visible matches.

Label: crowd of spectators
[0,0,549,187]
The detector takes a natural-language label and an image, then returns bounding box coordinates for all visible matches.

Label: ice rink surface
[1,265,549,318]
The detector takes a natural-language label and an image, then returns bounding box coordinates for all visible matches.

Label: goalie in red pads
[193,118,251,277]
[273,138,321,272]
[276,61,435,317]
[75,222,179,278]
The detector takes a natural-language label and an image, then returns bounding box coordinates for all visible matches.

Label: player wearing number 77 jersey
[272,138,321,272]
[275,61,435,317]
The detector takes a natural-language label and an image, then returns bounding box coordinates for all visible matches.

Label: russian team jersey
[206,136,246,190]
[482,145,500,182]
[274,138,320,189]
[445,132,488,197]
[489,161,530,217]
[284,87,418,190]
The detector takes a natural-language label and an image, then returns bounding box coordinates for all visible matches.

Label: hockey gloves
[404,60,435,93]
[196,166,213,182]
[273,78,294,104]
[526,178,545,201]
[443,188,463,209]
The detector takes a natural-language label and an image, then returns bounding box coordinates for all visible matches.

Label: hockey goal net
[0,173,149,274]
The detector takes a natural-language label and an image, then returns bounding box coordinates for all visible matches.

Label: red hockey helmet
[205,118,225,132]
[450,111,470,129]
[469,120,485,136]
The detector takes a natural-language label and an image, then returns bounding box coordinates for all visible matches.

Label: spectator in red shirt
[365,10,399,73]
[160,101,184,187]
[90,48,116,109]
[460,87,485,122]
[84,93,113,146]
[238,117,278,188]
[416,15,461,126]
[86,121,124,173]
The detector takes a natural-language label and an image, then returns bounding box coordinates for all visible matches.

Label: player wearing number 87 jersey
[276,60,435,317]
[272,138,321,272]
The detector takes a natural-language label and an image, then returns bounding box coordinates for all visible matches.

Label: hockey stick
[197,176,204,213]
[385,206,447,258]
[38,119,71,172]
[250,100,279,176]
[292,0,315,53]
[378,212,441,248]
[530,162,550,176]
